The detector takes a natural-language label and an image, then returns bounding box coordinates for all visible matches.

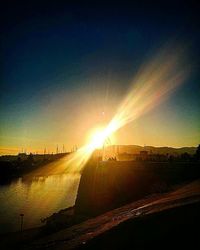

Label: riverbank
[1,157,199,248]
[0,153,69,182]
[1,179,199,249]
[75,160,200,216]
[23,159,200,233]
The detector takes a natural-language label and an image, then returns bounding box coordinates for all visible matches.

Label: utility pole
[19,213,24,232]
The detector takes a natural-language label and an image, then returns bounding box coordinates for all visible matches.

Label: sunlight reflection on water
[0,173,80,233]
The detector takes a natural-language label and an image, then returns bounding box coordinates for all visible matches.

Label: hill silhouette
[107,145,197,155]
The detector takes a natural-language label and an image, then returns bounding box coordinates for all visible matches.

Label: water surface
[0,174,80,233]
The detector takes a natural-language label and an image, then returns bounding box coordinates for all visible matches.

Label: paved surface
[26,180,200,250]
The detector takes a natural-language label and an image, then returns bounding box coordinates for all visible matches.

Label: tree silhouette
[194,144,200,161]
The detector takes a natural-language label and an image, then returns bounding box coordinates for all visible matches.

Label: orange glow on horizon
[63,46,188,173]
[24,45,189,176]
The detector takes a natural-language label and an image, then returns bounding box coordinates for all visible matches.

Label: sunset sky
[1,2,200,155]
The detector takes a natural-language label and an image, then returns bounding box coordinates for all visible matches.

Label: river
[0,173,81,234]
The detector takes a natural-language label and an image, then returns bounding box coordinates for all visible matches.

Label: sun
[90,129,106,149]
[89,128,107,149]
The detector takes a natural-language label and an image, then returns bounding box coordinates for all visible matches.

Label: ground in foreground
[2,180,198,249]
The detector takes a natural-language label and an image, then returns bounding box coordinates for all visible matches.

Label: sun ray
[61,46,188,173]
[25,45,188,177]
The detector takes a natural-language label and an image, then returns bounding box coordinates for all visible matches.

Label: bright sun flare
[63,46,187,174]
[89,128,107,149]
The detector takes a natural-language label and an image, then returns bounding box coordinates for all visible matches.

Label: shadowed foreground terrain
[75,160,199,217]
[2,180,199,249]
[80,201,200,250]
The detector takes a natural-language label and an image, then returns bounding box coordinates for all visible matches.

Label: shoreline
[1,179,199,249]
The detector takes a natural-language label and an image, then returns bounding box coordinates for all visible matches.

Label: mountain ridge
[107,145,197,155]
